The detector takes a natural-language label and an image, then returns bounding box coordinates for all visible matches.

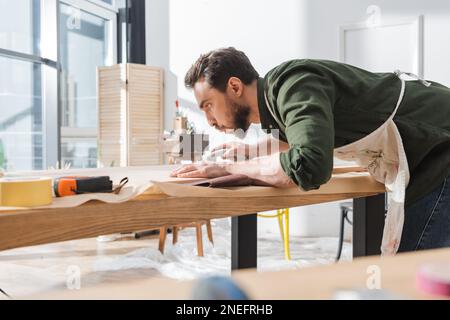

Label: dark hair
[185,47,259,92]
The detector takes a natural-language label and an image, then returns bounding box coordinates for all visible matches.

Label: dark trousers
[399,175,450,252]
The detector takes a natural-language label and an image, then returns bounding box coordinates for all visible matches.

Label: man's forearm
[225,152,296,188]
[252,137,290,158]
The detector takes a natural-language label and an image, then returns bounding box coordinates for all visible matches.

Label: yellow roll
[0,177,53,207]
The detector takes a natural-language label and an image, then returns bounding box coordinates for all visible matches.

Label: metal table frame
[231,193,386,270]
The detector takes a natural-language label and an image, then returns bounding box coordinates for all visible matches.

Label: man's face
[193,79,251,137]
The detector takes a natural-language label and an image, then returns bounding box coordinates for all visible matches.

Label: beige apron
[334,70,431,255]
[265,70,431,255]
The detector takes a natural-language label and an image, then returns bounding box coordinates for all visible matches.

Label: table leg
[231,214,257,270]
[353,193,386,257]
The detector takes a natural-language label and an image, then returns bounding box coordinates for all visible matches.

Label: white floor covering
[93,219,352,279]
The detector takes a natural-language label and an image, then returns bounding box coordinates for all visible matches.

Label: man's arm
[171,152,297,188]
[225,152,296,188]
[253,136,290,158]
[274,66,336,191]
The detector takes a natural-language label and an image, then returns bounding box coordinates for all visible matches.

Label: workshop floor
[0,219,351,299]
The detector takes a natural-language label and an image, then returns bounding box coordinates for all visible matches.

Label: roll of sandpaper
[416,263,450,297]
[0,177,53,207]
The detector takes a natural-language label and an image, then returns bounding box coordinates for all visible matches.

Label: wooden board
[31,248,450,300]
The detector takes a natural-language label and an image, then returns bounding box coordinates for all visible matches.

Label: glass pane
[0,56,44,171]
[0,0,41,56]
[59,3,113,168]
[61,139,98,169]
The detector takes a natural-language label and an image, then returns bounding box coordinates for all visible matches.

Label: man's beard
[231,102,251,139]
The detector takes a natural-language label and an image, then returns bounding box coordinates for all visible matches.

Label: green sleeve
[277,70,336,191]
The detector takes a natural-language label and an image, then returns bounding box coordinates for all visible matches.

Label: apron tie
[394,70,431,87]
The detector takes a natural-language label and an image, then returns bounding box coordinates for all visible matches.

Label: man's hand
[170,162,231,179]
[210,142,251,161]
[209,137,290,162]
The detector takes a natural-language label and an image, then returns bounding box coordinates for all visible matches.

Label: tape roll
[0,177,53,207]
[416,263,450,297]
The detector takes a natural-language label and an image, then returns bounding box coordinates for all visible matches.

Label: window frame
[87,0,117,12]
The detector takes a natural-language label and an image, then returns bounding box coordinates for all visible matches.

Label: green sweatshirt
[257,59,450,207]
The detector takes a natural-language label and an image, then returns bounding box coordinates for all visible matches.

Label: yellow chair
[258,208,291,260]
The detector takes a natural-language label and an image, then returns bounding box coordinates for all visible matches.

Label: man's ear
[227,77,244,98]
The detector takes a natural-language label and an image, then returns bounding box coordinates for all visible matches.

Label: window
[0,57,43,171]
[59,0,117,168]
[0,0,40,56]
[0,0,58,171]
[0,0,118,171]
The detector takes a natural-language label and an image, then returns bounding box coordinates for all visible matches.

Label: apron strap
[394,70,431,87]
[390,78,406,119]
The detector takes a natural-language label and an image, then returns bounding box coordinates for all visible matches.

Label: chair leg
[172,226,179,245]
[196,223,204,257]
[159,226,167,254]
[206,220,214,245]
[277,210,285,243]
[276,209,291,261]
[336,209,346,262]
[283,209,291,261]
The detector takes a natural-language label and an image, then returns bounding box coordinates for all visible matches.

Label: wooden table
[34,248,450,300]
[0,166,386,270]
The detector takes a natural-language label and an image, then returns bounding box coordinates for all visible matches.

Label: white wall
[301,0,450,85]
[146,0,450,238]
